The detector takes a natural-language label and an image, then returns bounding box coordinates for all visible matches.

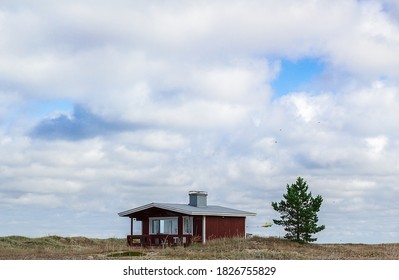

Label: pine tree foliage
[271,177,325,243]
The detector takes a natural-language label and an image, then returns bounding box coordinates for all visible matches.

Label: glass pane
[163,220,170,234]
[171,219,178,234]
[152,220,160,234]
[183,216,193,234]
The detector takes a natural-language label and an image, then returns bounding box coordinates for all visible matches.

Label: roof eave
[117,202,157,217]
[194,212,256,217]
[118,203,194,217]
[118,203,257,217]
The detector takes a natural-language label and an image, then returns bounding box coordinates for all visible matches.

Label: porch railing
[127,234,193,247]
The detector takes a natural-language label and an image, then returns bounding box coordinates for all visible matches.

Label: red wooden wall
[206,216,246,239]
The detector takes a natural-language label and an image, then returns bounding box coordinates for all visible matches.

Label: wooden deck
[127,234,193,247]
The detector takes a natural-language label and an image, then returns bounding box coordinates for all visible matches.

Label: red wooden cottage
[118,191,256,246]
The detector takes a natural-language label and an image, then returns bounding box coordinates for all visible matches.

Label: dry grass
[1,235,399,260]
[0,235,127,260]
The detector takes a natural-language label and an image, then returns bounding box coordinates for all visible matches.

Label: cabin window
[149,217,178,234]
[183,216,193,234]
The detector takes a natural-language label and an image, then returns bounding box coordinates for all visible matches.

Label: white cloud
[365,135,388,157]
[136,131,188,151]
[1,193,62,208]
[280,93,327,123]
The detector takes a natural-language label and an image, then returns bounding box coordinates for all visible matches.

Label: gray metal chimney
[188,191,208,207]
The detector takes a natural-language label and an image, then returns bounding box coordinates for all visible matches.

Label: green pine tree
[271,177,325,243]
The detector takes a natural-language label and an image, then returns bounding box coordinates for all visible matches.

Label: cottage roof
[118,202,256,217]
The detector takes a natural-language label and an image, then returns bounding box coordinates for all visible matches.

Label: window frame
[149,217,178,235]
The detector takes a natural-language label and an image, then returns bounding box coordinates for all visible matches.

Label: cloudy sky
[1,0,399,244]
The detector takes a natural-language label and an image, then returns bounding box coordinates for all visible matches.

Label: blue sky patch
[271,58,325,97]
[27,99,74,119]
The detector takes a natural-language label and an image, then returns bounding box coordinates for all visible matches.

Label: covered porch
[124,206,202,247]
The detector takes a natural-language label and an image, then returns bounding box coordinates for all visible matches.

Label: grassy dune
[1,235,398,260]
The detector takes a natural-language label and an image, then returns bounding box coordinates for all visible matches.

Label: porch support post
[178,216,183,236]
[202,215,206,244]
[130,217,134,236]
